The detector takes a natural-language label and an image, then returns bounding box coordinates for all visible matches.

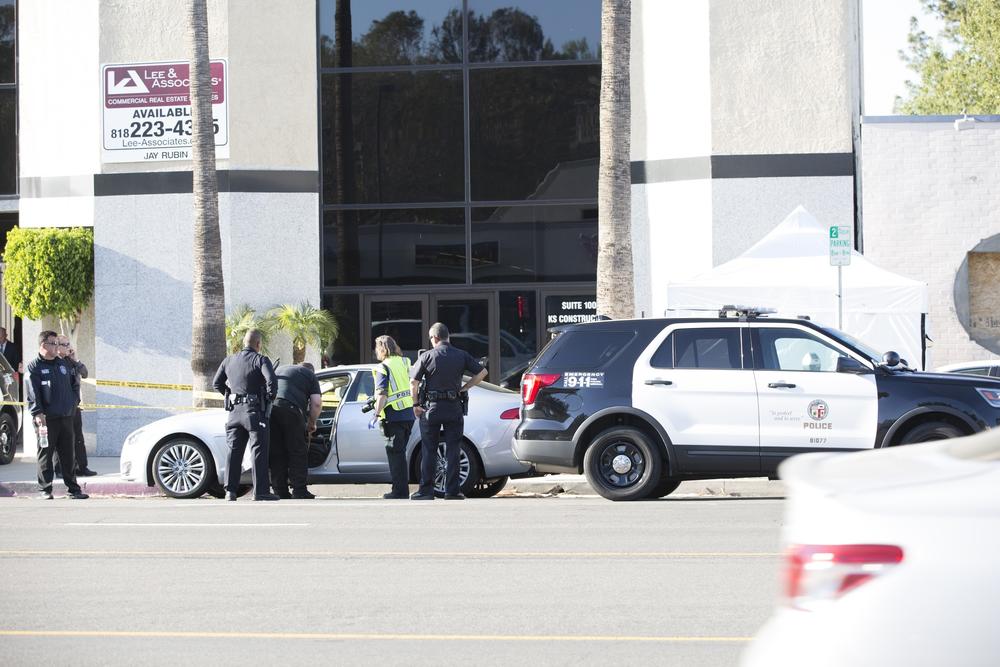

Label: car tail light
[785,544,903,611]
[521,373,560,406]
[500,407,520,420]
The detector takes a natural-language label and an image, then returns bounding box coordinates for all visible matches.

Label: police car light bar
[718,305,777,320]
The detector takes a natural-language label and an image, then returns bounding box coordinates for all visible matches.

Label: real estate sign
[101,60,229,164]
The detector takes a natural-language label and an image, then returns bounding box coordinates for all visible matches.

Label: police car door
[750,324,877,472]
[633,323,760,474]
[333,369,391,474]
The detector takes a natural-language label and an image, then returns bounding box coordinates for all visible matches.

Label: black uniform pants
[36,415,81,494]
[53,407,87,473]
[384,420,413,497]
[73,407,87,469]
[225,403,270,497]
[418,401,463,496]
[269,404,308,493]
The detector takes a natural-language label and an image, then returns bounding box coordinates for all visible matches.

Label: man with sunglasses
[25,331,88,499]
[53,335,97,477]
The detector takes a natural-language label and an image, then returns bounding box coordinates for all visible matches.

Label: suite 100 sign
[101,60,229,164]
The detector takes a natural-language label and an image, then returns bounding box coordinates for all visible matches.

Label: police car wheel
[646,476,682,499]
[899,421,965,444]
[467,476,509,498]
[583,427,663,502]
[0,413,15,465]
[152,438,216,499]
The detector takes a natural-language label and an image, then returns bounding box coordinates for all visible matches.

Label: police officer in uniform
[212,329,279,501]
[370,335,415,499]
[409,323,487,500]
[270,361,322,499]
[26,330,88,499]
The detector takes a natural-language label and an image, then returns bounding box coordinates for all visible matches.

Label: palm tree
[596,0,634,320]
[269,302,339,364]
[225,304,278,354]
[188,0,225,407]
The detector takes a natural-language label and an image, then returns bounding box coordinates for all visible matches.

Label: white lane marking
[64,523,309,527]
[0,629,752,643]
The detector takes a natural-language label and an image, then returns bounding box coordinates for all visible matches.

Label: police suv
[512,307,1000,501]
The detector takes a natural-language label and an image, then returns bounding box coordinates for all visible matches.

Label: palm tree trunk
[189,0,225,407]
[596,0,634,320]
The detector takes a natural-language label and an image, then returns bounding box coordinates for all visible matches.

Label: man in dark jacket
[269,361,321,499]
[53,335,97,476]
[26,330,88,499]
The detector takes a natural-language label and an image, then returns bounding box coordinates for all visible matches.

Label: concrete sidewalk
[0,454,785,499]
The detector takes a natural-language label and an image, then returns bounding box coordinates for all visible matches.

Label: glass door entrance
[363,295,428,364]
[432,294,494,375]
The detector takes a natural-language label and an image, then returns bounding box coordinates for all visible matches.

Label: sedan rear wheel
[152,439,216,499]
[412,440,482,497]
[584,427,662,501]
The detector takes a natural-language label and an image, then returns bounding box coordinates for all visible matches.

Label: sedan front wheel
[152,438,216,499]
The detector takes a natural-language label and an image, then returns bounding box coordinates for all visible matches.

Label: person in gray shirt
[270,362,322,499]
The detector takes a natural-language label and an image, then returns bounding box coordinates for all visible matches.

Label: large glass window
[319,0,463,68]
[498,290,536,380]
[323,208,465,286]
[468,0,600,63]
[0,89,13,194]
[321,293,360,367]
[0,1,13,83]
[469,65,598,201]
[321,71,464,204]
[472,204,596,282]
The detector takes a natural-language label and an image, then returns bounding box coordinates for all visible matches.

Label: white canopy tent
[666,206,930,369]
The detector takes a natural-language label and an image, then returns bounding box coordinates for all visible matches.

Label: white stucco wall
[862,118,1000,369]
[710,0,859,155]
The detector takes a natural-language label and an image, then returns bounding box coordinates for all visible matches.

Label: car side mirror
[836,357,872,374]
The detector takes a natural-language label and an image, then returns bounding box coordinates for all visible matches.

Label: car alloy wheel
[0,413,15,465]
[433,440,471,496]
[152,439,215,499]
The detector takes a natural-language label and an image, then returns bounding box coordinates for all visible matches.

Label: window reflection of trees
[0,2,13,84]
[319,6,597,67]
[319,2,601,307]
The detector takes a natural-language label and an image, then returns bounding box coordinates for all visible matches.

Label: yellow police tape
[6,377,225,411]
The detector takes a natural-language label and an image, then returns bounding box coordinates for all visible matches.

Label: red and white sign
[101,60,229,164]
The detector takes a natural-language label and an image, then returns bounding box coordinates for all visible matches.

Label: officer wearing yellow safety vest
[369,335,416,499]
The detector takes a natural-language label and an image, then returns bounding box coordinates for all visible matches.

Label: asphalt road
[0,495,785,666]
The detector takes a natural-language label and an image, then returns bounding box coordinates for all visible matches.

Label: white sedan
[120,365,530,499]
[742,430,1000,667]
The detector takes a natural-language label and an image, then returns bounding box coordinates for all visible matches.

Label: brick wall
[861,118,1000,368]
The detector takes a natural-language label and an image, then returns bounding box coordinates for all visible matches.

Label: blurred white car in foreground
[742,430,1000,667]
[121,364,531,498]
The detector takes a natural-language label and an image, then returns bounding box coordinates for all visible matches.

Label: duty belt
[426,390,459,401]
[232,394,260,405]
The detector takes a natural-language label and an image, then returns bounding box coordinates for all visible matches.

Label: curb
[0,476,785,499]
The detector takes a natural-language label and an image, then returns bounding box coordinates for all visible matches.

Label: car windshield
[819,326,882,363]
